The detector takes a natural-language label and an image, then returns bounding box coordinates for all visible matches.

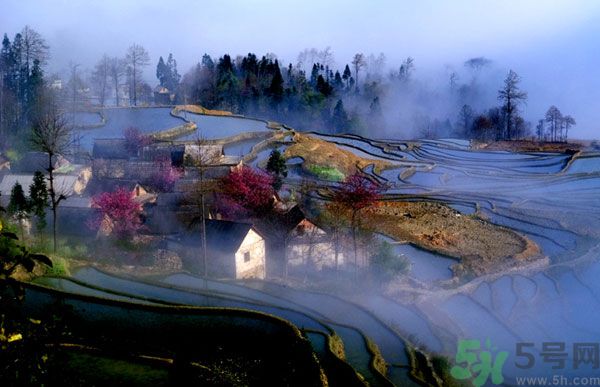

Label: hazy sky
[2,0,600,137]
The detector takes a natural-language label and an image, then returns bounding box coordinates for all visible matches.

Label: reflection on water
[52,121,600,383]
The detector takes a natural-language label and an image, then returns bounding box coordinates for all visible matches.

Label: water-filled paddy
[40,122,600,383]
[176,113,269,140]
[75,108,183,149]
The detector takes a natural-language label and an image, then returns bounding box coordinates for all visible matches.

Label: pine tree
[342,64,352,88]
[268,60,284,107]
[310,63,320,85]
[331,99,349,133]
[333,71,344,90]
[316,75,332,97]
[29,171,48,233]
[266,149,288,191]
[156,56,167,87]
[166,53,181,92]
[8,181,29,239]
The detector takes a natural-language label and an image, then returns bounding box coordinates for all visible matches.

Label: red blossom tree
[123,126,152,155]
[145,156,183,192]
[218,166,275,218]
[90,187,144,239]
[332,173,384,272]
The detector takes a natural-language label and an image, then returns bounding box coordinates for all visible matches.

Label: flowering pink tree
[145,156,183,192]
[218,166,275,218]
[90,187,144,239]
[332,173,384,271]
[123,126,152,155]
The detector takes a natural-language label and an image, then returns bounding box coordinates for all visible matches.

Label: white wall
[235,229,266,279]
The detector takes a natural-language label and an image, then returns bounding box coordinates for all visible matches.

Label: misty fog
[2,0,600,138]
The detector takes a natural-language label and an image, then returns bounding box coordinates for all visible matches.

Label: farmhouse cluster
[0,138,342,280]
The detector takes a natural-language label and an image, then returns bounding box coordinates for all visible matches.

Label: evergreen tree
[26,59,44,118]
[29,171,48,233]
[333,71,344,90]
[342,64,352,88]
[310,63,320,85]
[8,182,28,216]
[268,60,284,107]
[8,181,29,239]
[331,99,349,133]
[316,75,332,97]
[369,96,382,117]
[201,54,215,71]
[166,53,181,93]
[156,56,167,87]
[266,149,288,191]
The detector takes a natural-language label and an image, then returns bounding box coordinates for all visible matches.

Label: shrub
[45,256,70,277]
[371,241,410,280]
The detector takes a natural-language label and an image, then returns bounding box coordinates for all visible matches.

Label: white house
[287,218,344,270]
[168,219,266,279]
[0,173,84,207]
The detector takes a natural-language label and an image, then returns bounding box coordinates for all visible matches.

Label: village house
[167,219,266,279]
[253,205,341,276]
[0,172,89,206]
[12,151,70,174]
[0,154,10,172]
[153,85,173,105]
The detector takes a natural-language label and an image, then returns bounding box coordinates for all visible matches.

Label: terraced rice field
[44,108,600,384]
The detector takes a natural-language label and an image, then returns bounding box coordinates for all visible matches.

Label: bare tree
[536,119,545,141]
[449,71,459,92]
[498,70,527,140]
[30,105,74,252]
[366,52,386,81]
[320,201,348,275]
[351,53,366,92]
[398,57,414,83]
[464,57,492,74]
[125,44,150,106]
[296,47,335,72]
[108,57,126,106]
[457,104,474,138]
[67,62,86,112]
[92,54,111,107]
[186,137,221,277]
[563,115,576,142]
[545,105,562,142]
[20,26,49,76]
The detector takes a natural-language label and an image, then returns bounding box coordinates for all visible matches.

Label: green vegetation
[371,241,411,280]
[59,351,170,386]
[5,149,22,163]
[308,164,345,181]
[266,149,288,190]
[54,164,76,174]
[45,256,70,276]
[431,355,470,387]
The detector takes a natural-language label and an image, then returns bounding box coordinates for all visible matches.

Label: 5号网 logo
[451,338,508,387]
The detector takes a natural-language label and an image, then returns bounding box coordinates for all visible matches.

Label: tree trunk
[132,62,137,106]
[47,153,58,253]
[334,228,339,276]
[283,237,288,279]
[114,77,120,106]
[52,206,57,253]
[200,192,207,277]
[352,210,358,278]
